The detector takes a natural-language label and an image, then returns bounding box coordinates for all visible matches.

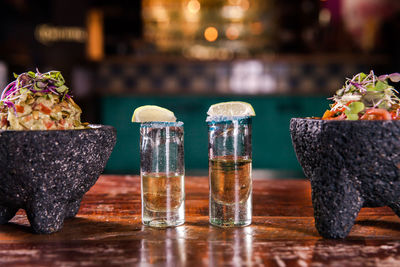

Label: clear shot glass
[208,117,252,227]
[140,122,185,227]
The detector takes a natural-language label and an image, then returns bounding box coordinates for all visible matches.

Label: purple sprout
[0,69,73,117]
[349,81,367,93]
[378,73,400,83]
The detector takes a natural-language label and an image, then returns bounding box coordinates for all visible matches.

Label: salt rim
[206,115,251,123]
[140,121,184,128]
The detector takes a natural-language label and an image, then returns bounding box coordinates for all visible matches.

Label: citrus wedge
[132,105,176,122]
[207,101,255,117]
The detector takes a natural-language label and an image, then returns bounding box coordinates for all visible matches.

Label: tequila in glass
[210,156,252,205]
[208,117,252,227]
[140,122,185,227]
[142,173,184,222]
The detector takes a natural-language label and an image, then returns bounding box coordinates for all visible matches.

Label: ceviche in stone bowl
[321,71,400,120]
[290,71,400,239]
[0,70,86,130]
[0,70,116,234]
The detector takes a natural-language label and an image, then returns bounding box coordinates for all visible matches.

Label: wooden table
[1,175,400,266]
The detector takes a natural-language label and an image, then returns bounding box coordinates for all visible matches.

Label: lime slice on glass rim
[131,105,177,122]
[207,101,256,120]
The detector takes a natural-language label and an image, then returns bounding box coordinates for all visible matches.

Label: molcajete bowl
[290,118,400,239]
[0,125,116,234]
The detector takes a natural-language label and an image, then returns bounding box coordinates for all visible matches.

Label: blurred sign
[34,24,87,45]
[0,62,7,90]
[86,9,104,61]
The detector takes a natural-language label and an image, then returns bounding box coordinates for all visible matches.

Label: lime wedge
[207,101,256,117]
[131,105,176,122]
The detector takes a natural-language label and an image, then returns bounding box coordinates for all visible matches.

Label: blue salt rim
[206,116,251,124]
[140,121,184,128]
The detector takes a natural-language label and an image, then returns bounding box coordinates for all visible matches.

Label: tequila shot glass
[208,117,252,227]
[140,121,185,227]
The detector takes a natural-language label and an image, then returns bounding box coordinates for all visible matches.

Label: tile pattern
[97,61,377,95]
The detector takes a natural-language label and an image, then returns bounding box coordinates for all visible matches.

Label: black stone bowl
[0,125,116,234]
[290,118,400,239]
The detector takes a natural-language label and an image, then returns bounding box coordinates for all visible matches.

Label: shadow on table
[0,216,143,241]
[355,219,400,232]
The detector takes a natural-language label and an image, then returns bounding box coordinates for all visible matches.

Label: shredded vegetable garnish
[0,69,87,130]
[322,70,400,120]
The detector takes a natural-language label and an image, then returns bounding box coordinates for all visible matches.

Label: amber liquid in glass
[142,173,184,227]
[209,155,252,227]
[210,156,252,205]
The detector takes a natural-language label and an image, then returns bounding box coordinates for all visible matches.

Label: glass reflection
[139,226,186,266]
[208,227,253,266]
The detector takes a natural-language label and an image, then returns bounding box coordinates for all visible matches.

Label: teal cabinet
[100,96,329,174]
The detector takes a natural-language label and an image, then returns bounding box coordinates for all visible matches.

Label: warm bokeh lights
[204,27,218,42]
[226,25,240,40]
[187,0,201,13]
[142,0,270,59]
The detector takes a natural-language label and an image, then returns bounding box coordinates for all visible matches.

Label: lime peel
[131,105,177,123]
[206,101,255,121]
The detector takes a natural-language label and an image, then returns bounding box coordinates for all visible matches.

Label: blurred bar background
[0,0,399,176]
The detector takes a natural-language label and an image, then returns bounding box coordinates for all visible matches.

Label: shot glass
[208,117,252,227]
[140,121,185,227]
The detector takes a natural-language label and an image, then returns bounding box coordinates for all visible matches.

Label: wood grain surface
[1,175,400,266]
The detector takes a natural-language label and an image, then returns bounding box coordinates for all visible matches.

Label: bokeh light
[240,0,250,11]
[319,8,331,26]
[187,0,200,14]
[226,25,240,40]
[204,27,218,42]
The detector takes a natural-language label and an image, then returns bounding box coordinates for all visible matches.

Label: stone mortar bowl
[290,118,400,239]
[0,125,116,234]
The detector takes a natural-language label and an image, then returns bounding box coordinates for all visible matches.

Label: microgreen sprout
[329,70,400,119]
[0,69,71,113]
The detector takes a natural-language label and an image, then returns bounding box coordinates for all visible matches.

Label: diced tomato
[391,110,399,120]
[39,104,52,115]
[1,116,8,127]
[360,108,392,120]
[322,110,334,119]
[331,103,345,113]
[44,121,54,129]
[324,101,357,120]
[325,113,346,120]
[57,119,65,130]
[322,109,346,120]
[15,105,24,113]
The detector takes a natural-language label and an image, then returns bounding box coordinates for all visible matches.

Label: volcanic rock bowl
[290,118,400,239]
[0,125,116,234]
